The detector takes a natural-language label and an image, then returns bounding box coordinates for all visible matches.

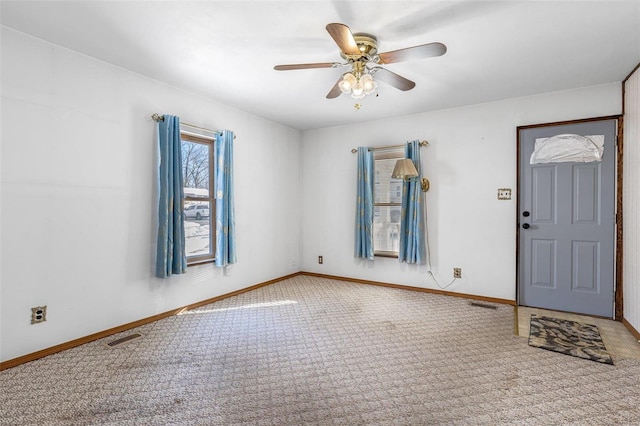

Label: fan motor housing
[340,33,378,59]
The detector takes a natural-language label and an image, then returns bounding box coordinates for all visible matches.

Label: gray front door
[518,119,617,317]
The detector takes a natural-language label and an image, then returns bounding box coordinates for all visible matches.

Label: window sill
[187,257,215,267]
[374,252,399,259]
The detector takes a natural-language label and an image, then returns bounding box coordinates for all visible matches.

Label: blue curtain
[156,115,187,277]
[399,140,426,264]
[354,147,374,260]
[214,130,236,267]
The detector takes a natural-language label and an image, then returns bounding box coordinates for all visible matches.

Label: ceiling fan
[274,23,447,99]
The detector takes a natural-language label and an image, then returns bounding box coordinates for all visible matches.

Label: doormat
[528,315,614,365]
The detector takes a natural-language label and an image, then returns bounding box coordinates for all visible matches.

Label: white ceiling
[2,1,639,131]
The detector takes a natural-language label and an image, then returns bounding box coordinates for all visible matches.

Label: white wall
[301,83,621,301]
[0,27,302,362]
[624,66,640,332]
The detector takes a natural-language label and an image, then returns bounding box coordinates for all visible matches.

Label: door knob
[522,223,530,229]
[522,211,530,217]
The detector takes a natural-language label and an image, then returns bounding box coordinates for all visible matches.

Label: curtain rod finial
[151,113,164,122]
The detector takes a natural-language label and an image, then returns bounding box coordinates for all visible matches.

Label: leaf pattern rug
[528,315,614,365]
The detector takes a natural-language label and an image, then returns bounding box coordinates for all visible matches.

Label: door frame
[516,115,624,319]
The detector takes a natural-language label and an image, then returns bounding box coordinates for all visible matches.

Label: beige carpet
[1,275,639,425]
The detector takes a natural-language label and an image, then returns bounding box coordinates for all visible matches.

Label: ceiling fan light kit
[339,64,378,99]
[274,23,447,101]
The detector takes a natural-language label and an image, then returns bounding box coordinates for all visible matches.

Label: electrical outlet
[453,268,462,278]
[318,256,323,264]
[31,306,47,324]
[497,188,512,200]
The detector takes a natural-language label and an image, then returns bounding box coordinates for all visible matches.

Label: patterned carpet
[528,315,614,365]
[1,275,640,425]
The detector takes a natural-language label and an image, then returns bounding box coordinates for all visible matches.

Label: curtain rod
[151,113,236,139]
[350,140,429,153]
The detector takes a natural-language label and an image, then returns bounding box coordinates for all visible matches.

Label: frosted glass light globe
[339,73,357,93]
[362,74,376,94]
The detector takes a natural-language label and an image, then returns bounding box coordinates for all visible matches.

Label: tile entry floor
[516,306,640,360]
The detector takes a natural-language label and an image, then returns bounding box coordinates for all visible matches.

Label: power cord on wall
[423,189,458,290]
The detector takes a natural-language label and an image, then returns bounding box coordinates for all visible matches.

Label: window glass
[182,133,215,264]
[374,205,402,255]
[373,148,404,256]
[184,201,213,258]
[182,140,210,198]
[374,158,403,204]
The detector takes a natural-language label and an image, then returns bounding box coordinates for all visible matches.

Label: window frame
[181,132,216,265]
[373,148,405,258]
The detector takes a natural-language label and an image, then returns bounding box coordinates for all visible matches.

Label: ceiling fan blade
[326,23,360,56]
[378,42,447,64]
[326,78,343,99]
[274,62,339,71]
[373,68,416,91]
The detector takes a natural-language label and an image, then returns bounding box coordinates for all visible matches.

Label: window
[181,133,215,264]
[373,148,404,257]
